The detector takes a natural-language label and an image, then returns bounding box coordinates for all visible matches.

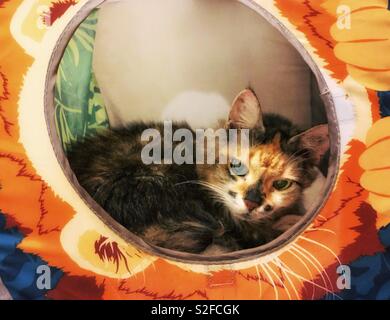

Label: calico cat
[196,89,330,253]
[68,89,329,254]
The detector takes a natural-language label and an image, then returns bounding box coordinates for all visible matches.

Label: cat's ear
[289,124,329,165]
[272,132,282,147]
[227,89,264,131]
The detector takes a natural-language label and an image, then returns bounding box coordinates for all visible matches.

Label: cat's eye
[273,179,293,191]
[229,158,248,176]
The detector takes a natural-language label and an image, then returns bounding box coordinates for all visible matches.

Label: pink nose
[244,200,258,211]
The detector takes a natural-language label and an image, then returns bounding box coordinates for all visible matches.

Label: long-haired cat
[197,89,329,253]
[68,89,329,254]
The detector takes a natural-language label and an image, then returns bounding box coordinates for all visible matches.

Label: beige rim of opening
[44,0,340,265]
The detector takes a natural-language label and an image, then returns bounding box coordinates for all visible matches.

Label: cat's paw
[272,215,302,232]
[202,244,231,256]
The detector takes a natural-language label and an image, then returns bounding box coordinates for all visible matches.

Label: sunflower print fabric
[1,0,390,300]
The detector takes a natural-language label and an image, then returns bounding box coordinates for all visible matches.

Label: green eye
[273,179,293,191]
[229,158,248,176]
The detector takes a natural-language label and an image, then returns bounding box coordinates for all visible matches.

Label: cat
[67,89,329,254]
[197,89,330,253]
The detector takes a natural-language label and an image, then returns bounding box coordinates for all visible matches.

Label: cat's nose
[244,200,259,211]
[244,185,262,206]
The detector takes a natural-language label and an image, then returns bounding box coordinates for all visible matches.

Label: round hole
[45,0,339,265]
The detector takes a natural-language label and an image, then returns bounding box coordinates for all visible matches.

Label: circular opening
[45,0,339,264]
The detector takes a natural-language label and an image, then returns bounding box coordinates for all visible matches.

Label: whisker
[285,149,312,167]
[175,180,230,201]
[260,263,279,300]
[285,148,305,164]
[255,264,263,298]
[174,180,204,187]
[292,244,334,292]
[286,149,313,165]
[298,236,342,266]
[287,156,311,168]
[264,263,292,300]
[272,258,300,299]
[284,249,316,299]
[291,246,330,291]
[271,261,342,300]
[195,181,228,194]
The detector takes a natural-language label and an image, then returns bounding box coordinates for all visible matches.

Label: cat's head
[199,89,330,221]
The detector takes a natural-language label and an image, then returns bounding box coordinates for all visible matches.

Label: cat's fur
[68,89,329,254]
[68,122,223,253]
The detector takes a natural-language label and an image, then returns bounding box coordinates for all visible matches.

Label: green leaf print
[54,9,109,153]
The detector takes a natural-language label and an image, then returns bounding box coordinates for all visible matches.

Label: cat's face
[199,89,329,221]
[201,135,315,221]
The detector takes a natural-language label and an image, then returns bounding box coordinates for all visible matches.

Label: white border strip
[0,277,12,300]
